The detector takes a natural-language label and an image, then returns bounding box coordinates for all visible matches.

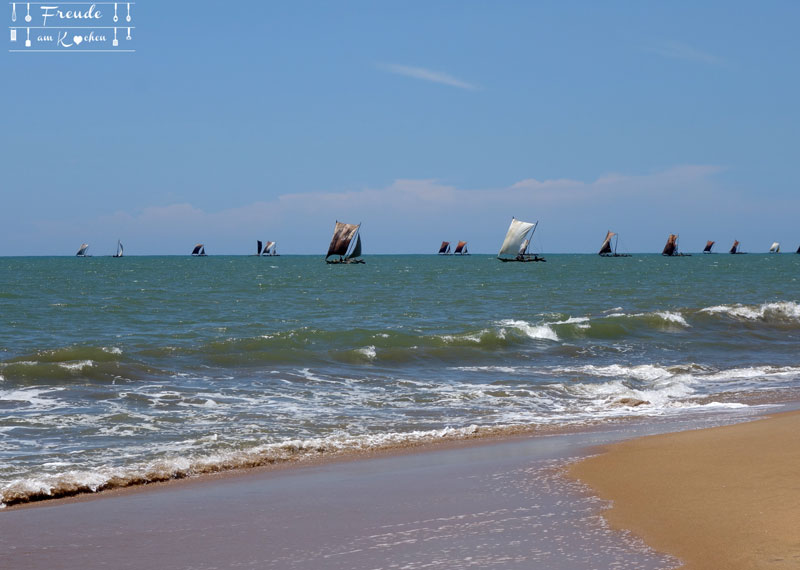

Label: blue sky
[2,1,799,255]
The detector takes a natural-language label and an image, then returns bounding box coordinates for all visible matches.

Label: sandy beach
[570,410,800,570]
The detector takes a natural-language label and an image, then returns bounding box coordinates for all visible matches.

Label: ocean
[1,253,799,507]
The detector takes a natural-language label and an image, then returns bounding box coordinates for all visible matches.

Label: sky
[2,1,799,255]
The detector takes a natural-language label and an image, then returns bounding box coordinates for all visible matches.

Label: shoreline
[1,406,786,570]
[569,409,800,570]
[2,400,773,511]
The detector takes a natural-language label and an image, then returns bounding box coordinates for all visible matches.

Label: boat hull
[497,256,546,263]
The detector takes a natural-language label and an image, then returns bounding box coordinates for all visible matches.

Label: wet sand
[0,421,694,570]
[569,410,800,570]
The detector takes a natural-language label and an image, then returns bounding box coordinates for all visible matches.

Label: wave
[0,346,152,385]
[699,301,800,323]
[0,424,493,507]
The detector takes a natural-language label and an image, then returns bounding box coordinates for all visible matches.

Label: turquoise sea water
[1,254,799,506]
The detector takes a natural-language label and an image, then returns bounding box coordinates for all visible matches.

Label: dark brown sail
[662,234,678,256]
[326,221,360,260]
[454,241,468,254]
[729,240,739,254]
[703,240,715,253]
[438,241,451,254]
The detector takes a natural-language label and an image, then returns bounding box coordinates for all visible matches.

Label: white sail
[499,218,535,257]
[266,241,277,255]
[76,243,89,256]
[770,242,780,253]
[518,239,530,256]
[116,240,123,257]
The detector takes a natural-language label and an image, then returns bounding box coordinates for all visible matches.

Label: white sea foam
[358,345,377,360]
[101,347,123,355]
[652,311,690,326]
[552,364,677,382]
[700,301,800,321]
[497,319,559,341]
[58,360,95,371]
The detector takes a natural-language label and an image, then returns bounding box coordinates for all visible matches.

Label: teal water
[1,254,799,506]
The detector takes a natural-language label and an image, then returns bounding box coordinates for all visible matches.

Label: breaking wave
[699,301,800,323]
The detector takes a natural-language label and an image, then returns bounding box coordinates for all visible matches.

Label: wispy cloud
[378,63,478,90]
[649,41,724,65]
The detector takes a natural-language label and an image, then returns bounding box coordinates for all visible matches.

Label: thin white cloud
[378,63,478,90]
[649,41,724,65]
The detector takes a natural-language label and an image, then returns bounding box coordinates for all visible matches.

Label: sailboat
[326,221,364,264]
[662,234,691,256]
[703,240,715,254]
[191,244,207,256]
[76,243,90,257]
[497,218,545,262]
[113,240,124,258]
[438,241,451,255]
[729,240,745,254]
[796,245,800,254]
[598,231,631,257]
[769,242,780,253]
[454,241,469,255]
[263,241,278,256]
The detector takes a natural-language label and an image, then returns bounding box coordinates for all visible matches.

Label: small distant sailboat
[438,241,451,255]
[191,244,207,256]
[769,242,780,253]
[703,240,715,254]
[256,240,278,256]
[113,240,124,258]
[598,231,631,257]
[263,241,278,256]
[662,234,691,257]
[454,241,469,255]
[729,240,745,254]
[326,221,364,264]
[497,218,545,262]
[76,243,90,257]
[796,245,800,254]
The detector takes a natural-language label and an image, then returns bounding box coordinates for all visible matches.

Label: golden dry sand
[569,411,800,570]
